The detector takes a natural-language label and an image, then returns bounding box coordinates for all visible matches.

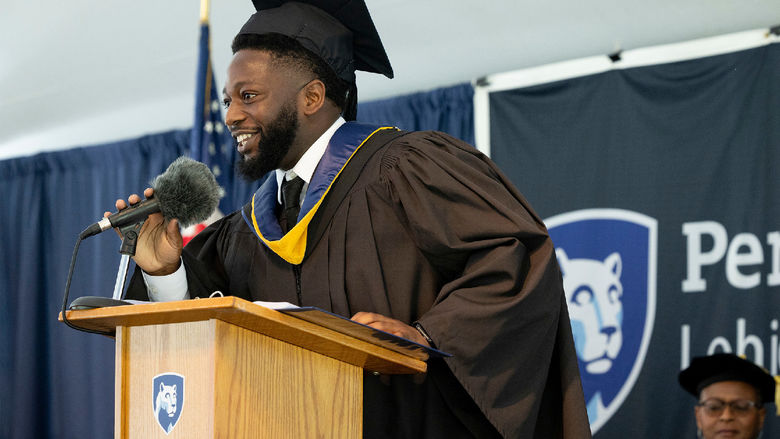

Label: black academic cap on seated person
[678,353,777,404]
[238,0,394,83]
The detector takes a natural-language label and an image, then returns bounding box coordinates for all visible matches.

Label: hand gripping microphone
[63,157,222,329]
[79,157,223,239]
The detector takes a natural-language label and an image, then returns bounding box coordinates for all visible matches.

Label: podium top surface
[61,296,427,374]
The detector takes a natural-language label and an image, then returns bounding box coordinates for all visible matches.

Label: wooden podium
[61,296,427,438]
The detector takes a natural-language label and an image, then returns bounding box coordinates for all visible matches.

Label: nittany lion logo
[153,373,184,434]
[546,209,656,434]
[557,249,624,375]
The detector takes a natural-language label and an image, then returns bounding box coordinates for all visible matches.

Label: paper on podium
[253,301,451,360]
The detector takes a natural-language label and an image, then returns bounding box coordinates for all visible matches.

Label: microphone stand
[67,220,145,310]
[112,221,144,300]
[112,254,132,300]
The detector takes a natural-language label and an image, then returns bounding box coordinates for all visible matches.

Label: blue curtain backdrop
[357,82,474,145]
[0,131,188,438]
[0,83,474,438]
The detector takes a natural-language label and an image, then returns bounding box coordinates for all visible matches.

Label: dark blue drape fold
[0,82,472,438]
[1,130,188,438]
[357,82,474,144]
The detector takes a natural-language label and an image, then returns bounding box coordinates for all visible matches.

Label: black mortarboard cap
[679,353,777,404]
[238,0,393,84]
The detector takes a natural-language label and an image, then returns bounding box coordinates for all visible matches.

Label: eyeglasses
[696,399,761,417]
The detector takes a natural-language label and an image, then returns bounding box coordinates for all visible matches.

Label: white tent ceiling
[1,0,778,159]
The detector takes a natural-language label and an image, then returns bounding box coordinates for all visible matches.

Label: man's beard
[235,102,299,181]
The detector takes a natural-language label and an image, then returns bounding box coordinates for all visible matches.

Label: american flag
[184,19,234,245]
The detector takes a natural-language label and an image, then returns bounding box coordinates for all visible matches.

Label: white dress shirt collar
[275,117,346,204]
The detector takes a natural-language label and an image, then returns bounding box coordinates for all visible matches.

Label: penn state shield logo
[153,373,184,434]
[546,209,657,434]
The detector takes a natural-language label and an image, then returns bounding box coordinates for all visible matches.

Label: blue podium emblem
[546,209,657,434]
[153,373,184,434]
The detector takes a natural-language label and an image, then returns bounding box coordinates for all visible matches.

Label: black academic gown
[127,127,591,438]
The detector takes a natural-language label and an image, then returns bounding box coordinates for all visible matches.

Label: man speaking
[115,1,590,437]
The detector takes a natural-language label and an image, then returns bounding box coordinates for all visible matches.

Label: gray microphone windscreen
[151,157,223,227]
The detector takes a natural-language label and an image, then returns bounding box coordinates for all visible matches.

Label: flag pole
[200,0,210,23]
[192,0,212,160]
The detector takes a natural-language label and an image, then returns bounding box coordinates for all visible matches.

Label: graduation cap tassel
[775,375,780,415]
[343,82,358,121]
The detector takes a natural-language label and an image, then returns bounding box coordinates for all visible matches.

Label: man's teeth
[236,133,253,145]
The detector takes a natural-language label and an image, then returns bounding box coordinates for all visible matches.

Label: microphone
[79,157,223,239]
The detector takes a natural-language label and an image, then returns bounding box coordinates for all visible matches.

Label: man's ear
[300,79,326,116]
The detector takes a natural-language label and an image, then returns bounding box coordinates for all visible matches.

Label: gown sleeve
[377,131,589,438]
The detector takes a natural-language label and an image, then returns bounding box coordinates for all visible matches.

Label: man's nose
[224,103,244,128]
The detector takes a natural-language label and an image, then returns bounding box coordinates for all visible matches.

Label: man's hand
[351,312,431,347]
[108,188,183,276]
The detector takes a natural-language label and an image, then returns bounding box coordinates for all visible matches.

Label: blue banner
[488,41,780,437]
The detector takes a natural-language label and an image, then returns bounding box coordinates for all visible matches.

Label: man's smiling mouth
[235,132,258,152]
